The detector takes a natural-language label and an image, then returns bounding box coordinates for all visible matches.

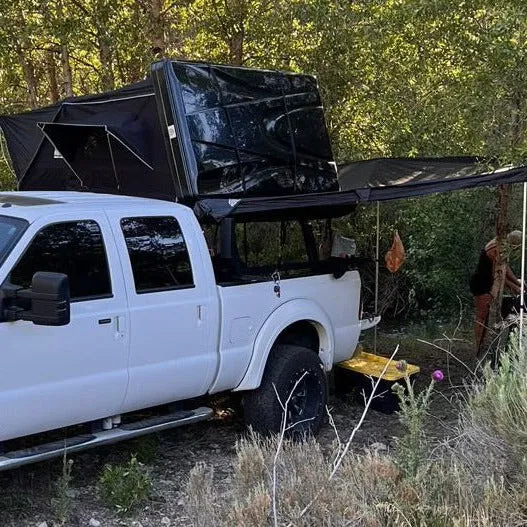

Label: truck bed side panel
[209,271,360,393]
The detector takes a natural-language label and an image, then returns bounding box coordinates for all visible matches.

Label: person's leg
[474,293,492,353]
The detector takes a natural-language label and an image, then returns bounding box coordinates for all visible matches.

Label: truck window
[236,221,309,269]
[120,216,194,293]
[9,220,112,301]
[0,216,28,266]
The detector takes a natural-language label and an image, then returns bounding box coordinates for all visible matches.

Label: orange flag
[385,230,406,273]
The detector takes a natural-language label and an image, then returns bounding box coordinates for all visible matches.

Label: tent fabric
[0,61,338,202]
[338,157,527,201]
[193,157,527,222]
[38,122,154,192]
[0,79,179,201]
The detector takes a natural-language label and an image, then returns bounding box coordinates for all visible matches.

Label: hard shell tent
[0,59,338,202]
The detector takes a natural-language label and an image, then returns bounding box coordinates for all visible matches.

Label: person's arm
[488,246,522,295]
[505,265,522,294]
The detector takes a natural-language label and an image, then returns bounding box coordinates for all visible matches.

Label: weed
[51,449,74,525]
[98,455,151,514]
[392,368,443,478]
[185,463,217,527]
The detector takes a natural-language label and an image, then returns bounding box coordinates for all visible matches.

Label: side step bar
[0,407,213,472]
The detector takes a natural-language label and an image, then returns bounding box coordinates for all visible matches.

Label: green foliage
[0,164,16,191]
[335,187,500,317]
[129,435,160,464]
[1,1,527,163]
[396,189,497,315]
[98,455,151,514]
[467,331,527,459]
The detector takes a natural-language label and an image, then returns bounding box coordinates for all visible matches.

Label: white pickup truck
[0,191,364,470]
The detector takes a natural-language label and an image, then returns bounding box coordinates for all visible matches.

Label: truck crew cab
[0,191,363,470]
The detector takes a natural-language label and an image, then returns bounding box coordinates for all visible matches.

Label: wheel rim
[285,368,324,436]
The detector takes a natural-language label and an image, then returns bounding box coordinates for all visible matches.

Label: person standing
[470,230,523,353]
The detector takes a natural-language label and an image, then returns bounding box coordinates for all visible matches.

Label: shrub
[183,340,527,526]
[453,330,527,486]
[98,455,151,514]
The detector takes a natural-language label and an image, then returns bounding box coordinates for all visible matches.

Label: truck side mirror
[5,272,70,326]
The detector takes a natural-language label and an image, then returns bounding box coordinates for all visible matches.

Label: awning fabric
[338,157,527,201]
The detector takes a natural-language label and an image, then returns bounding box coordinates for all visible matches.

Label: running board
[0,407,213,472]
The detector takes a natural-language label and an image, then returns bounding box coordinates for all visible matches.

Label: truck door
[0,213,130,442]
[106,211,218,411]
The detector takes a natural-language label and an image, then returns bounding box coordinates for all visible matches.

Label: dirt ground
[0,326,476,527]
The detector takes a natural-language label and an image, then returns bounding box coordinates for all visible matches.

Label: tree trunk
[481,184,509,360]
[56,0,73,98]
[46,50,60,104]
[15,44,38,108]
[229,29,244,65]
[14,10,39,109]
[60,44,74,97]
[13,20,38,109]
[98,36,115,91]
[149,0,166,57]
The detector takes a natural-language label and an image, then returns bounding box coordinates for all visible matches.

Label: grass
[183,329,527,527]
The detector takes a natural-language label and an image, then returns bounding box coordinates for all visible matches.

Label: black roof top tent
[0,59,339,205]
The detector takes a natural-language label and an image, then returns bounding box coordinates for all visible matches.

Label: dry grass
[184,332,527,527]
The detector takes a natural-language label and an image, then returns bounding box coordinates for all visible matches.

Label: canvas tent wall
[0,59,338,202]
[0,80,174,199]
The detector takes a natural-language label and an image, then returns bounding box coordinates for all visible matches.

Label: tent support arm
[520,183,526,349]
[374,201,380,354]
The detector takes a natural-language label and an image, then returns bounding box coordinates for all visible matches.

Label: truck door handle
[98,318,112,325]
[114,315,126,340]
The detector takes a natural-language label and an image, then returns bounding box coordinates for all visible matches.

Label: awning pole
[520,183,526,349]
[374,201,380,354]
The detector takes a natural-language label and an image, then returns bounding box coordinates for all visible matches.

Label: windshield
[0,215,28,267]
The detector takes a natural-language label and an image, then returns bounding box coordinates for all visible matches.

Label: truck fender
[233,299,334,392]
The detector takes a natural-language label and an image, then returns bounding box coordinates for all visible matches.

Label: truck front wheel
[242,345,328,437]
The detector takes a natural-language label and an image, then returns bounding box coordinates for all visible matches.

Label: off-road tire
[242,345,328,437]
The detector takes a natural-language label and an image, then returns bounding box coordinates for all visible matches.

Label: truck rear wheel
[242,345,328,437]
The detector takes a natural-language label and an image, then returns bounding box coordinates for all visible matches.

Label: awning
[338,157,527,201]
[194,191,360,222]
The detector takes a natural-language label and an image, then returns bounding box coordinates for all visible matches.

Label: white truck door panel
[106,210,218,411]
[0,212,130,442]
